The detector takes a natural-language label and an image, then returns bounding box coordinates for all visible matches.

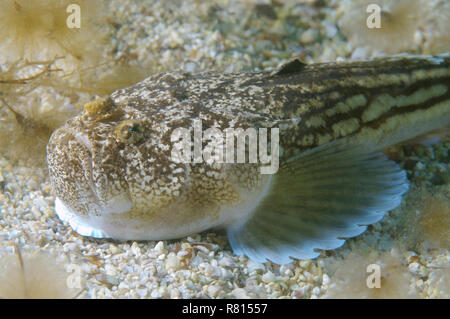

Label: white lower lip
[55,197,108,238]
[55,193,133,238]
[70,130,103,203]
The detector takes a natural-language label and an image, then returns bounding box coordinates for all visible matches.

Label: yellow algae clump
[0,247,82,299]
[324,250,414,298]
[417,187,450,249]
[423,0,450,53]
[0,1,151,164]
[0,60,77,165]
[0,0,109,68]
[338,0,429,54]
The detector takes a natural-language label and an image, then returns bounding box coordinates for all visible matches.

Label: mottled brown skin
[47,55,450,240]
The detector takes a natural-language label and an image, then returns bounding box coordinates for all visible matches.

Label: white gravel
[0,0,448,299]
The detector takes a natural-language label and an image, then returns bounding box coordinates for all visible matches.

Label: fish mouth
[70,128,101,203]
[69,128,134,216]
[48,127,133,218]
[47,125,134,238]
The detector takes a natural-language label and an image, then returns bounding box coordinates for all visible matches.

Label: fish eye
[114,120,146,144]
[128,125,140,133]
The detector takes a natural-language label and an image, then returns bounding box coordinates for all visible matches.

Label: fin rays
[227,140,409,264]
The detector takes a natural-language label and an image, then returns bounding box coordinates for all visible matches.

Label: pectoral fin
[227,140,409,264]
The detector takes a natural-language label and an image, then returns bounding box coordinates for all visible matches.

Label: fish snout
[47,126,133,221]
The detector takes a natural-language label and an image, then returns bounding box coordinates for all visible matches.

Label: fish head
[46,84,191,238]
[47,71,273,240]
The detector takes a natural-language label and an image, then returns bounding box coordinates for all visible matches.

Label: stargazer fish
[47,54,450,264]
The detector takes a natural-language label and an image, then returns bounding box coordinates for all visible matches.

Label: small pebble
[262,271,276,283]
[166,254,181,270]
[300,29,320,44]
[154,241,165,252]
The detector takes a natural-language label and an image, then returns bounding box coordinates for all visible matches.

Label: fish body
[47,55,450,263]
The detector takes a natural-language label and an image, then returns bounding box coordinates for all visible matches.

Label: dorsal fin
[273,59,307,76]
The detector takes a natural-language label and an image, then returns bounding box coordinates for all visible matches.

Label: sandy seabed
[0,0,448,299]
